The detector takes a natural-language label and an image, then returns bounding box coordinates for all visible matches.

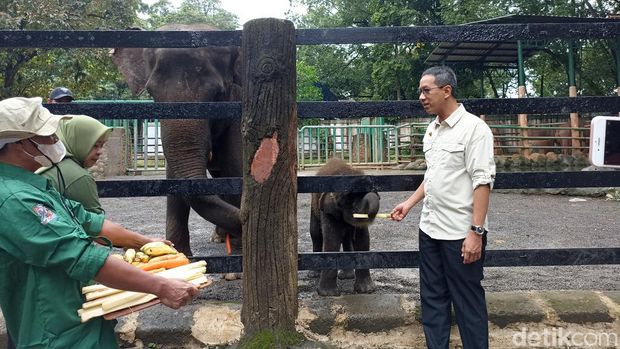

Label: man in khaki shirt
[391,66,495,349]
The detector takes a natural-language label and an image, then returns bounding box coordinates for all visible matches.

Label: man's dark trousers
[419,229,488,349]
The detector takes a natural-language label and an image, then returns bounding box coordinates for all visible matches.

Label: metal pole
[568,40,580,155]
[568,41,576,87]
[517,40,525,86]
[617,38,620,116]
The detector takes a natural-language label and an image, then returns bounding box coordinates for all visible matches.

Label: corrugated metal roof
[425,14,619,67]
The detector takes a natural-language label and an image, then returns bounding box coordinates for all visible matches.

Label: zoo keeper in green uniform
[0,97,199,349]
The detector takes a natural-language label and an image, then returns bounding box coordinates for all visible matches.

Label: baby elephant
[310,158,379,296]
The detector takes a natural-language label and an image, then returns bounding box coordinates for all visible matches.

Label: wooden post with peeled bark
[240,18,298,336]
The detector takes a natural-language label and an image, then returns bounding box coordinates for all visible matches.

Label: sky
[143,0,306,28]
[220,0,305,27]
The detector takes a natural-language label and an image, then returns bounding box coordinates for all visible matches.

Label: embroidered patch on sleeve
[32,204,58,225]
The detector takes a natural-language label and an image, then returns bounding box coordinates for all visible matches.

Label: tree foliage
[0,0,617,102]
[0,0,140,99]
[0,0,239,100]
[294,0,442,102]
[293,0,620,102]
[140,0,238,30]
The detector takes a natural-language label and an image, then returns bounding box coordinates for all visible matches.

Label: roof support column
[568,40,580,155]
[517,40,529,156]
[617,38,620,116]
[480,67,486,121]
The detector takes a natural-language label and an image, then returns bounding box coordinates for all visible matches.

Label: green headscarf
[57,115,111,166]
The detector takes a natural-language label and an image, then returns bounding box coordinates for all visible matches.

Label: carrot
[139,255,190,271]
[225,234,232,255]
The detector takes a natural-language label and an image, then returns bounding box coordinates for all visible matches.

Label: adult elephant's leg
[160,119,211,255]
[166,195,192,255]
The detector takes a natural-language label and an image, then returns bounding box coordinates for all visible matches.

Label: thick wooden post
[240,18,298,336]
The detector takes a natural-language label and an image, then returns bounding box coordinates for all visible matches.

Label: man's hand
[147,236,174,247]
[390,202,411,221]
[156,278,199,309]
[461,232,483,264]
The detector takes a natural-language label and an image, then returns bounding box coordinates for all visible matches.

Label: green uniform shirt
[0,163,117,348]
[39,158,103,214]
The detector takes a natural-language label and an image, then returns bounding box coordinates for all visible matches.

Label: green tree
[294,0,619,102]
[140,0,238,29]
[440,0,620,97]
[0,0,140,99]
[293,0,443,102]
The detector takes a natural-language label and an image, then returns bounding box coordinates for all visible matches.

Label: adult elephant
[111,24,242,256]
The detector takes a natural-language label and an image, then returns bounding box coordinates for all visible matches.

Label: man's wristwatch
[471,225,486,236]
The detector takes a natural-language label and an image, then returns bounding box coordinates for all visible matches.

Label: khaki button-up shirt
[419,104,496,240]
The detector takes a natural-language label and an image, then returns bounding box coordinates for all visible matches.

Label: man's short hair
[49,87,74,101]
[422,66,457,97]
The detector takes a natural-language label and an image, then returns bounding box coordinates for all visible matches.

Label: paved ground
[1,171,619,349]
[99,171,620,303]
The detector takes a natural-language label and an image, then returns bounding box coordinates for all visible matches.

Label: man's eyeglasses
[417,85,446,96]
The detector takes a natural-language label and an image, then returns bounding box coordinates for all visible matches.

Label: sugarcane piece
[353,213,392,219]
[80,275,210,323]
[84,287,123,302]
[80,262,207,316]
[82,267,166,295]
[99,267,206,311]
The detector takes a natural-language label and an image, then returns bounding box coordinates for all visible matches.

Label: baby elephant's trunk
[362,192,380,219]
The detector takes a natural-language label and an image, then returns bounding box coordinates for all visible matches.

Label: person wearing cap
[38,115,112,214]
[0,97,199,348]
[47,86,74,103]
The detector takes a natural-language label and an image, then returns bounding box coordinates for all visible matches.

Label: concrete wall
[90,128,126,178]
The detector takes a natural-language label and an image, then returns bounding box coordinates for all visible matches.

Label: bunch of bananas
[111,242,180,267]
[122,249,151,266]
[140,241,178,257]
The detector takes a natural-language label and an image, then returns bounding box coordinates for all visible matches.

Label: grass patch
[238,329,305,349]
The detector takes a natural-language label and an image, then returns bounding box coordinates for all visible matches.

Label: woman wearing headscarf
[38,114,111,213]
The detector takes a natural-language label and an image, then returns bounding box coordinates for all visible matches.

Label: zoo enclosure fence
[102,116,596,172]
[2,20,619,271]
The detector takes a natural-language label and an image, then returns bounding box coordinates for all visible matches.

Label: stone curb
[1,290,619,349]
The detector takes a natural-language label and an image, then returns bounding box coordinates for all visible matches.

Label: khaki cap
[0,97,71,140]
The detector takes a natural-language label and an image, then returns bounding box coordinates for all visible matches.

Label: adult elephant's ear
[225,46,243,100]
[232,46,242,86]
[110,27,148,96]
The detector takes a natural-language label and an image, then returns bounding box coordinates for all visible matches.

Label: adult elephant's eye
[215,88,227,101]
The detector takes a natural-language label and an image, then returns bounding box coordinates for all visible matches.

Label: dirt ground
[101,173,620,303]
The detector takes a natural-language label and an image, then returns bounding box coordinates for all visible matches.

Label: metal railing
[298,125,400,169]
[120,120,594,171]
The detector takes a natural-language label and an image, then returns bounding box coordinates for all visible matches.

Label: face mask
[25,139,67,167]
